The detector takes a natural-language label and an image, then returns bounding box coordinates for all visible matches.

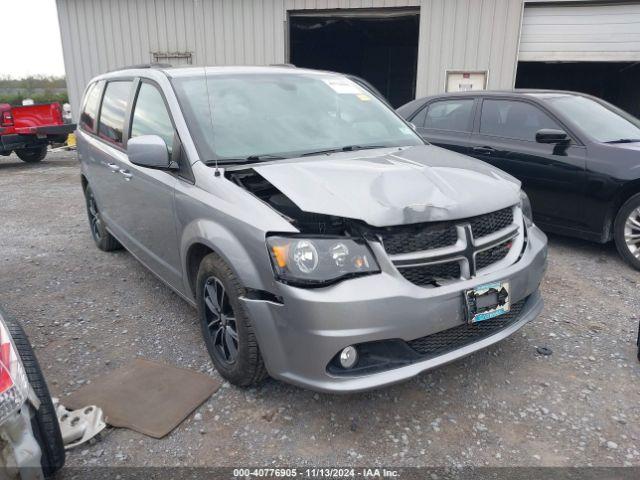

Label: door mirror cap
[536,128,570,144]
[128,135,170,169]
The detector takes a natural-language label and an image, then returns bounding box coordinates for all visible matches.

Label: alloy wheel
[87,191,102,241]
[203,276,239,364]
[625,207,640,260]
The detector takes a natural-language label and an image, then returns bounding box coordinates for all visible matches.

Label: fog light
[339,346,358,369]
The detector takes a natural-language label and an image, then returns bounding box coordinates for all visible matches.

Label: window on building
[480,99,561,142]
[130,83,174,155]
[98,81,132,147]
[423,99,474,132]
[79,81,103,133]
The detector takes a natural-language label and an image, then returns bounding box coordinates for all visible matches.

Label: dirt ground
[1,150,639,469]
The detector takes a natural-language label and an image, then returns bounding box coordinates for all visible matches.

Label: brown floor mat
[65,358,220,438]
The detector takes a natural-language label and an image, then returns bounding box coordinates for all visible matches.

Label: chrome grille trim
[382,206,524,286]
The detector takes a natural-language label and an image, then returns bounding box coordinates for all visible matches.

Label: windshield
[171,72,423,162]
[538,94,640,143]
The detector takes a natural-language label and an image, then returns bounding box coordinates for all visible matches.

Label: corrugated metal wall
[56,0,524,118]
[520,2,640,62]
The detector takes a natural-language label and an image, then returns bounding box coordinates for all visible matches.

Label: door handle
[107,163,120,173]
[119,169,133,181]
[472,146,496,155]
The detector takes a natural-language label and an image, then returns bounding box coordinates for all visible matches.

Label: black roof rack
[107,63,172,73]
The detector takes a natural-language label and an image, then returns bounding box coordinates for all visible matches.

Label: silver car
[76,66,548,393]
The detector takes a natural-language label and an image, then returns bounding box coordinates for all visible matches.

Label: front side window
[130,83,174,155]
[480,99,560,142]
[538,94,640,143]
[98,81,132,147]
[171,73,423,162]
[79,81,104,133]
[423,99,474,132]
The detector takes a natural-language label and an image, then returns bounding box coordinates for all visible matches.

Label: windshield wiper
[300,144,389,157]
[604,138,640,144]
[204,154,287,165]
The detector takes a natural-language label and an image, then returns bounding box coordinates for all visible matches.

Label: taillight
[1,111,13,127]
[0,342,12,393]
[0,319,29,425]
[52,102,63,123]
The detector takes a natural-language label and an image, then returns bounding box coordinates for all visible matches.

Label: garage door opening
[515,62,640,118]
[288,9,419,108]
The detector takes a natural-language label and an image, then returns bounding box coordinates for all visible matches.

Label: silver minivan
[77,66,548,393]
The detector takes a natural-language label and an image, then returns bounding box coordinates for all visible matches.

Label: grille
[476,241,512,270]
[407,299,526,358]
[469,207,513,239]
[399,262,461,286]
[379,223,457,255]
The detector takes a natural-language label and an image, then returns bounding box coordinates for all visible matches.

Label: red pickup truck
[0,102,76,163]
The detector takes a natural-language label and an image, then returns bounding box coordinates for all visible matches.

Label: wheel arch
[605,179,640,241]
[181,221,270,301]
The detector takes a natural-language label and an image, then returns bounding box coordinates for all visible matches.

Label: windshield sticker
[323,79,364,95]
[356,93,371,102]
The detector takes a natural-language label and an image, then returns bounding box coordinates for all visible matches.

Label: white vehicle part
[0,406,44,480]
[52,399,106,449]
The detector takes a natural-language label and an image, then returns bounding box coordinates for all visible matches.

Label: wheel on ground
[196,252,268,386]
[614,193,640,270]
[83,184,122,251]
[1,310,65,477]
[15,145,47,163]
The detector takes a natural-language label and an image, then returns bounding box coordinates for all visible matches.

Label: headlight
[520,190,534,228]
[267,236,380,287]
[0,319,29,425]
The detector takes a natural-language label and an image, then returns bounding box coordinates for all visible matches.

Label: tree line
[0,75,69,106]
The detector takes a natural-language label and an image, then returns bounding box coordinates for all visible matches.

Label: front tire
[83,184,122,252]
[614,193,640,270]
[196,253,268,387]
[15,145,47,163]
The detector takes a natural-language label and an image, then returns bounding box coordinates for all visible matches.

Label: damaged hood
[252,145,521,227]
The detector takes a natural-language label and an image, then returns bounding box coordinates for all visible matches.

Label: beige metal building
[56,0,640,118]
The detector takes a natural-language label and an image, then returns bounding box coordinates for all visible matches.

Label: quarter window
[423,99,474,132]
[480,100,561,142]
[79,81,103,133]
[98,81,132,147]
[130,83,174,155]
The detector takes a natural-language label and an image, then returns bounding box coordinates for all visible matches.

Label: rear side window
[480,99,561,142]
[423,99,474,132]
[79,81,103,133]
[98,81,133,147]
[130,83,174,155]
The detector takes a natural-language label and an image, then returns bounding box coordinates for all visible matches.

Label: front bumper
[243,226,547,393]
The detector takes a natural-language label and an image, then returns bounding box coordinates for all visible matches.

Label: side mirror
[536,129,570,144]
[128,135,170,169]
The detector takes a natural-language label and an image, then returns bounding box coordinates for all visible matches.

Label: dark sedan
[397,90,640,270]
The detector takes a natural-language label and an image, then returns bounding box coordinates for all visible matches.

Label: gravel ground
[1,150,639,469]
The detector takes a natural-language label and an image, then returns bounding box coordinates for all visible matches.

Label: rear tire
[1,310,65,477]
[614,193,640,271]
[15,145,47,163]
[196,253,268,387]
[83,184,122,251]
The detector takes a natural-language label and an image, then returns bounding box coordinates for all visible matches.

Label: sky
[0,0,66,78]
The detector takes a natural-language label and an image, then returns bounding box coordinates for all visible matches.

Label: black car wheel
[83,185,122,252]
[196,252,268,387]
[614,193,640,271]
[0,309,65,477]
[15,145,47,163]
